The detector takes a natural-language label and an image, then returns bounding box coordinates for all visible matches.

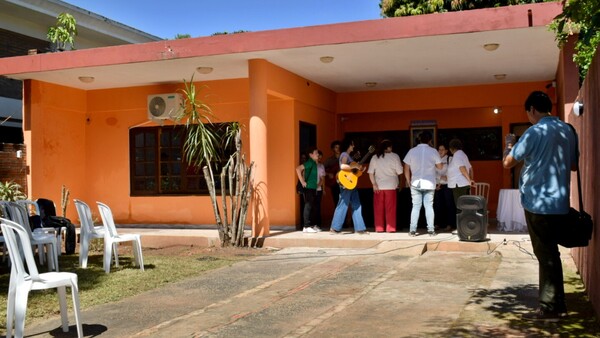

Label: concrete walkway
[21,228,600,337]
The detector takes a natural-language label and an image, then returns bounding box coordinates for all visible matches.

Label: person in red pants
[368,139,403,233]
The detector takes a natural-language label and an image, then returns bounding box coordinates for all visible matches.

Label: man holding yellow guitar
[330,139,374,234]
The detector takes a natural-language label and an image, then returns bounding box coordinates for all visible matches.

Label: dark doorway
[297,122,317,229]
[299,121,317,159]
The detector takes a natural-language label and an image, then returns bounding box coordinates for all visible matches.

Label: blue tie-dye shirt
[510,116,577,214]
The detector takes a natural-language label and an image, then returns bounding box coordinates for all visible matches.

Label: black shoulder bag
[558,124,593,248]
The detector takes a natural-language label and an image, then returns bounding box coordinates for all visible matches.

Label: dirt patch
[141,245,275,259]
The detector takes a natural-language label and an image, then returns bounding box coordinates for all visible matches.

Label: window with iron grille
[129,124,232,196]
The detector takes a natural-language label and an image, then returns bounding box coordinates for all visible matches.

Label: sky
[63,0,383,40]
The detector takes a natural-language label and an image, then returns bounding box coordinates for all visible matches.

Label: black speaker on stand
[456,195,488,242]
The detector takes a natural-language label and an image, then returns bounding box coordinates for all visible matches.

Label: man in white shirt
[447,138,474,204]
[403,131,442,236]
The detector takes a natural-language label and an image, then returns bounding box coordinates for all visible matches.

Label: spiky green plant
[0,181,27,202]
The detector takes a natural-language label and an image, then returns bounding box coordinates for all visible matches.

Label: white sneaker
[313,226,323,232]
[303,227,318,233]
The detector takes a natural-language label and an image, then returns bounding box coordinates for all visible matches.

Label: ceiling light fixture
[78,76,94,83]
[494,74,507,80]
[319,56,334,64]
[365,82,377,88]
[483,43,500,51]
[196,67,213,74]
[493,106,502,114]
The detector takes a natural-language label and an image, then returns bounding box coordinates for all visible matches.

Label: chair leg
[70,281,84,338]
[103,240,112,273]
[14,285,30,338]
[113,243,119,267]
[79,235,89,268]
[134,239,144,271]
[6,274,17,338]
[57,286,69,332]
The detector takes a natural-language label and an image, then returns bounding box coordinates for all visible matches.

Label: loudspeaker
[456,195,488,242]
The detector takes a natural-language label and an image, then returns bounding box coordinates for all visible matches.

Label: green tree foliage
[175,33,191,39]
[380,0,548,17]
[47,12,77,51]
[551,0,600,82]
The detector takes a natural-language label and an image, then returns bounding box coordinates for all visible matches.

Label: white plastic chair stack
[7,202,59,272]
[74,199,109,268]
[0,202,7,262]
[16,199,65,256]
[1,217,83,338]
[96,202,144,273]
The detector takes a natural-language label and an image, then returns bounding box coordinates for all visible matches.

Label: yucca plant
[178,76,254,247]
[0,181,27,202]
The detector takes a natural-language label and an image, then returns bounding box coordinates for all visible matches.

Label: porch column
[248,59,270,236]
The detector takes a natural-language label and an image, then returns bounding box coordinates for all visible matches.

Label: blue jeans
[330,187,366,232]
[410,187,435,232]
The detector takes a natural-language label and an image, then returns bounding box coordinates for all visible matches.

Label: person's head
[317,150,323,162]
[438,144,448,157]
[449,138,463,153]
[306,146,319,161]
[524,91,552,124]
[377,139,392,157]
[419,131,432,145]
[341,138,354,153]
[330,140,341,155]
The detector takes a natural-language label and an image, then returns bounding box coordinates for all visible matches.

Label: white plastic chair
[1,217,83,338]
[96,202,144,273]
[16,199,64,256]
[7,202,59,271]
[74,199,109,268]
[473,182,490,201]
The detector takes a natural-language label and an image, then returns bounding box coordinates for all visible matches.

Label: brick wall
[0,143,28,192]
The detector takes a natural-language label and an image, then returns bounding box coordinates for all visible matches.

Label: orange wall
[24,80,87,217]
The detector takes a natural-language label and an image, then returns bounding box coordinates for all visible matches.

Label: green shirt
[303,159,318,189]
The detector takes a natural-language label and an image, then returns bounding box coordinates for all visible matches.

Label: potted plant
[47,13,77,51]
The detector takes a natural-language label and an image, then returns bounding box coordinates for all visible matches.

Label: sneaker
[356,230,369,235]
[522,308,567,323]
[428,231,437,237]
[409,231,416,237]
[313,226,323,232]
[330,228,341,235]
[303,227,318,233]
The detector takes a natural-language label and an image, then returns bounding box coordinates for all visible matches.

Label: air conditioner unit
[147,93,182,120]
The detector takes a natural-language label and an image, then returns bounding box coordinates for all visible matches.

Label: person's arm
[369,173,379,192]
[339,153,353,171]
[503,134,519,169]
[296,164,306,187]
[503,154,519,169]
[459,166,474,185]
[403,163,411,187]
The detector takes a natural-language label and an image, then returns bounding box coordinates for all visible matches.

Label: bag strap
[567,123,584,212]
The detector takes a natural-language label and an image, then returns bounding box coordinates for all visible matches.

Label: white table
[496,189,527,232]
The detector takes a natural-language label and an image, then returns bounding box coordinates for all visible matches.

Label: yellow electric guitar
[337,146,375,190]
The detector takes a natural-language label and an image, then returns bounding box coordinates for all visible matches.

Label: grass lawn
[0,244,268,329]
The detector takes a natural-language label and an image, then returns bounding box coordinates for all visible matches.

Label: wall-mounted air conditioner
[147,93,182,120]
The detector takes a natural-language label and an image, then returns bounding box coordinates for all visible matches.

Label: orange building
[0,3,577,236]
